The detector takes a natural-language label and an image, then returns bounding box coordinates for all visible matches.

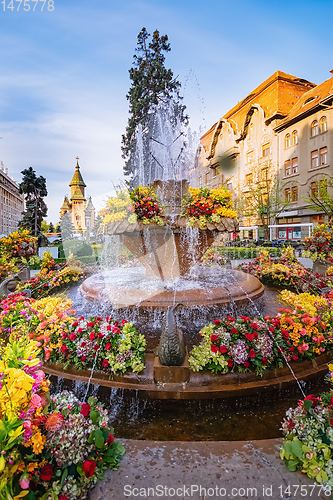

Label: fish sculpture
[158,304,186,366]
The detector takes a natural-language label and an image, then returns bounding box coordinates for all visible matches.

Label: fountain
[44,101,331,409]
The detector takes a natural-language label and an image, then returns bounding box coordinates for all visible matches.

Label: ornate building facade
[0,163,24,235]
[198,70,333,240]
[60,158,95,232]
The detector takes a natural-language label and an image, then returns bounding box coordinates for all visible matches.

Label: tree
[60,212,74,241]
[19,167,48,245]
[48,222,55,233]
[55,223,61,233]
[239,160,289,240]
[305,176,333,219]
[122,27,187,184]
[41,220,49,232]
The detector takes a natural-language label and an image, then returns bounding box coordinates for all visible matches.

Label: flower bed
[189,304,333,376]
[303,221,333,262]
[238,248,332,294]
[182,186,237,227]
[0,335,124,500]
[15,263,89,298]
[128,185,164,225]
[280,372,333,491]
[0,292,146,377]
[201,248,227,266]
[55,316,146,375]
[0,230,37,261]
[99,186,164,226]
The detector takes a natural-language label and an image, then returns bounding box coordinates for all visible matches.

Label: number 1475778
[1,0,54,11]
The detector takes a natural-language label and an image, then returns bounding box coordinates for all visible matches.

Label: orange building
[198,70,333,240]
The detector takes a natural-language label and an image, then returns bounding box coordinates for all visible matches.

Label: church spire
[69,157,86,188]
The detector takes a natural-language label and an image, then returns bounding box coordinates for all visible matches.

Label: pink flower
[30,393,42,409]
[19,475,30,490]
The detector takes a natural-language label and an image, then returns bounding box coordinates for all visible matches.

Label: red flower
[72,321,78,327]
[245,333,254,342]
[220,345,228,354]
[87,322,94,327]
[102,359,109,367]
[244,361,250,367]
[59,496,69,500]
[227,358,233,367]
[211,344,219,353]
[304,394,318,408]
[90,332,95,340]
[105,342,111,350]
[210,334,218,342]
[249,349,256,358]
[262,357,268,365]
[81,356,86,362]
[61,345,68,353]
[80,403,91,417]
[40,464,53,481]
[230,328,238,334]
[106,433,114,445]
[82,460,96,478]
[214,320,221,326]
[282,329,289,339]
[292,354,298,361]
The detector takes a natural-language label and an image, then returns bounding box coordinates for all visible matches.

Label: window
[320,178,328,197]
[311,214,325,224]
[311,120,319,137]
[292,157,298,174]
[292,130,298,145]
[285,134,291,148]
[262,143,271,156]
[292,186,298,202]
[311,150,319,169]
[311,181,318,197]
[215,166,221,175]
[247,151,254,164]
[320,116,327,133]
[205,172,209,184]
[261,167,268,181]
[285,160,291,176]
[320,146,328,165]
[246,173,253,185]
[227,182,232,191]
[285,188,291,201]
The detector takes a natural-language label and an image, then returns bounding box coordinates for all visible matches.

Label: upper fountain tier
[101,179,239,279]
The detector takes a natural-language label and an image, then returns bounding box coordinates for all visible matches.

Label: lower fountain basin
[44,351,332,400]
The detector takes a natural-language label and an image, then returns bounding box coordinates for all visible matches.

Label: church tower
[60,158,95,233]
[69,157,86,230]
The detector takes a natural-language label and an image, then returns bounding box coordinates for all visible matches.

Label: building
[60,158,95,232]
[198,70,333,241]
[0,163,24,235]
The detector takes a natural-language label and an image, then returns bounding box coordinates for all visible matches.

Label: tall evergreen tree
[48,222,55,233]
[60,212,74,241]
[122,28,187,183]
[19,167,48,245]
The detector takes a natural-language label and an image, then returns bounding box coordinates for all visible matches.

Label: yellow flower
[31,431,46,455]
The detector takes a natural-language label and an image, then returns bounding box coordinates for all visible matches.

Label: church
[60,158,95,233]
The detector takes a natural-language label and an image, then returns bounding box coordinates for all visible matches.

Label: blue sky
[1,0,333,222]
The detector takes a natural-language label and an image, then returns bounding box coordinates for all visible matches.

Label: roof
[69,160,86,188]
[60,195,71,210]
[85,196,94,211]
[70,185,86,201]
[275,75,333,131]
[200,71,316,146]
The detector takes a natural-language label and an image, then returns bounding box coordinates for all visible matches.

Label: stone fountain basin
[43,351,332,400]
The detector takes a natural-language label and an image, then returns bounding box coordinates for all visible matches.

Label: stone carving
[158,304,186,366]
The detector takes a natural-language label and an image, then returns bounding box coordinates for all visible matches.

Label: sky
[1,0,333,223]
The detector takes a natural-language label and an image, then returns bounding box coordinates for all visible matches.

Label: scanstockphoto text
[123,483,332,498]
[1,0,54,11]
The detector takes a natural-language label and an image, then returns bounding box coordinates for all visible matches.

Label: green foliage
[121,27,187,183]
[214,246,282,259]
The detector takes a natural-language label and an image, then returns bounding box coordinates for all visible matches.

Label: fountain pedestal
[153,353,190,384]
